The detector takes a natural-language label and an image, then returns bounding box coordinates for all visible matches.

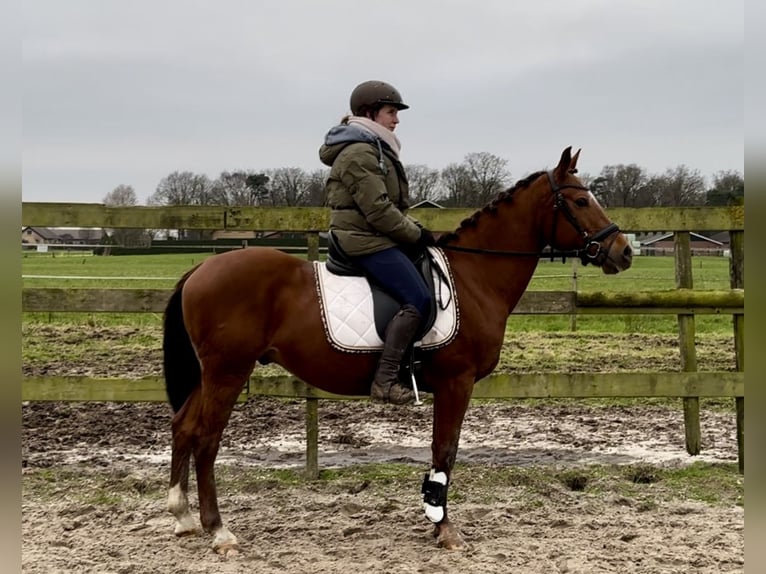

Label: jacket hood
[319,124,379,166]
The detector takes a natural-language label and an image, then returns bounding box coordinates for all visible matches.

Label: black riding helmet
[350,80,409,116]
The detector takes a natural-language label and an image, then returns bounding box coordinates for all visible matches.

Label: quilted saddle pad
[313,247,459,353]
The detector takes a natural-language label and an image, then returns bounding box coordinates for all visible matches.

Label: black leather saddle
[325,232,441,341]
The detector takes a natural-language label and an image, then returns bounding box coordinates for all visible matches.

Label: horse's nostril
[624,245,633,257]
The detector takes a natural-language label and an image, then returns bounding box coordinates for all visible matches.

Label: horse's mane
[437,170,546,245]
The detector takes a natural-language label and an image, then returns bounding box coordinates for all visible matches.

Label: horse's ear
[570,148,581,173]
[554,146,573,181]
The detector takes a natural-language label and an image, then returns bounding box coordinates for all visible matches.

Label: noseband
[546,170,620,265]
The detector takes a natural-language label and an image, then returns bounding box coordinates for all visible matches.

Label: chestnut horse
[163,147,633,553]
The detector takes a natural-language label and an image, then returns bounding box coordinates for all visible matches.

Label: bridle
[439,170,620,265]
[545,170,620,265]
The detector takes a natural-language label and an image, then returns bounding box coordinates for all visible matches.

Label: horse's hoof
[212,527,239,557]
[173,525,200,537]
[214,543,240,557]
[434,525,466,550]
[437,535,466,550]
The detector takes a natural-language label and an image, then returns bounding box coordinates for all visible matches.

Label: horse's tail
[163,266,202,413]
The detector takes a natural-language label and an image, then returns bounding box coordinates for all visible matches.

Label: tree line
[102,152,744,245]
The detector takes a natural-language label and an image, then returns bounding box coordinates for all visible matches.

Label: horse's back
[181,247,315,336]
[186,247,310,290]
[200,245,305,269]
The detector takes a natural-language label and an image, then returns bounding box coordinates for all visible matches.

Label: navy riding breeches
[353,247,432,318]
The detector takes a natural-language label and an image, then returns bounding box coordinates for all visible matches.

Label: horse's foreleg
[168,392,198,536]
[425,380,473,550]
[193,372,248,555]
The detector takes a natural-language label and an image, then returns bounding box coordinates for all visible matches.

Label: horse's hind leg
[193,367,249,554]
[167,390,200,536]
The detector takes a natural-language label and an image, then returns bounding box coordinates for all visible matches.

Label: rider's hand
[418,228,437,246]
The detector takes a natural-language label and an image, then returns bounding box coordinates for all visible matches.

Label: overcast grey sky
[23,0,743,204]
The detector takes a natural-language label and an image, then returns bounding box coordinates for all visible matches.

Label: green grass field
[22,252,736,334]
[22,251,734,291]
[22,252,214,289]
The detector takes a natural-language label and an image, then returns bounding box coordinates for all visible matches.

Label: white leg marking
[168,484,197,535]
[212,526,238,552]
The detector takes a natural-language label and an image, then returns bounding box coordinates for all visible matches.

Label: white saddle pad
[313,247,459,353]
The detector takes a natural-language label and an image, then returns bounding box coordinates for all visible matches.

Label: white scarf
[347,116,402,158]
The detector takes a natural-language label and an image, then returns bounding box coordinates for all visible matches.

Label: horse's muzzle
[600,237,633,274]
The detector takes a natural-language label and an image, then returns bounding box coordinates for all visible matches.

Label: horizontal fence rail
[22,372,745,403]
[22,203,744,232]
[22,288,744,315]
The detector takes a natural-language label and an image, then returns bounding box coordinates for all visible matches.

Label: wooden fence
[21,203,745,475]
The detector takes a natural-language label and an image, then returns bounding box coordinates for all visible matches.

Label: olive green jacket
[319,124,422,256]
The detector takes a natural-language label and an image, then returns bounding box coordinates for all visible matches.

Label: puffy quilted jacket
[319,123,422,256]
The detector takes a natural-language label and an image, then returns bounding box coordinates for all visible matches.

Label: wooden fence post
[570,259,578,332]
[305,232,321,479]
[305,386,320,480]
[674,232,700,455]
[729,230,744,473]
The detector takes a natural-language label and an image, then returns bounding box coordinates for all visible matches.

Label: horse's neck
[447,197,546,314]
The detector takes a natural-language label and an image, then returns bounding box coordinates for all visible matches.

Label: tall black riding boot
[371,304,422,405]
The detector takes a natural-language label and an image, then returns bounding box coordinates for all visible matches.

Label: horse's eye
[575,197,588,208]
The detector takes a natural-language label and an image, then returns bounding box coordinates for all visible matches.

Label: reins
[438,242,584,262]
[436,170,620,265]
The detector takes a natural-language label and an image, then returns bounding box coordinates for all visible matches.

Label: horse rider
[319,80,437,405]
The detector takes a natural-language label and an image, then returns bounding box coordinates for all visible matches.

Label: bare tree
[591,164,649,207]
[148,171,213,206]
[464,152,512,206]
[103,184,137,206]
[102,184,151,247]
[266,167,312,206]
[148,171,215,239]
[209,171,241,205]
[653,166,707,206]
[577,172,595,187]
[440,163,474,207]
[209,171,271,206]
[706,170,744,206]
[439,153,511,207]
[404,164,441,204]
[306,168,329,207]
